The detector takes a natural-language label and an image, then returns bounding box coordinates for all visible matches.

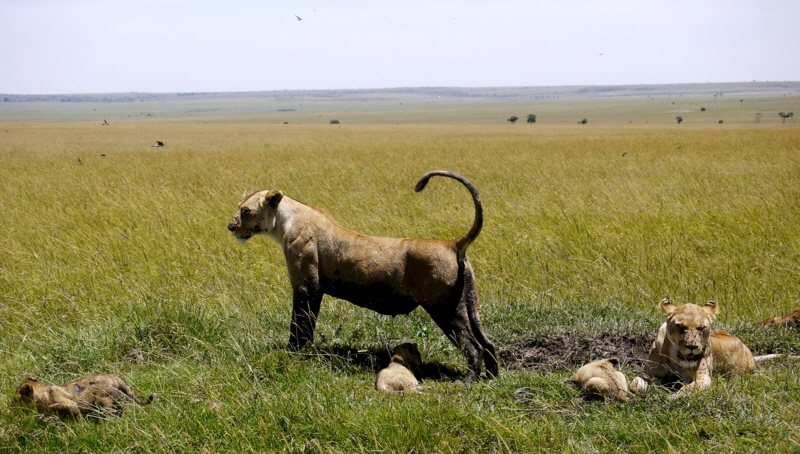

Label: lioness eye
[241,208,251,216]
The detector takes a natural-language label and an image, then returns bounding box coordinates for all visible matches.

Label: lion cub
[375,343,425,394]
[15,374,152,419]
[564,358,631,402]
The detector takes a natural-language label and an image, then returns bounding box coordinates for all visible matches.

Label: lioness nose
[227,222,237,232]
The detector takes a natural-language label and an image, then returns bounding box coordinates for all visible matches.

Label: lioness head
[227,189,284,244]
[660,298,717,364]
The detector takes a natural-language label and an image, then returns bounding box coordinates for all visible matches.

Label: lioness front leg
[288,283,323,349]
[671,371,712,399]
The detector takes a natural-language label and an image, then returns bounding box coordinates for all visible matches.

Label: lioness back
[711,330,757,375]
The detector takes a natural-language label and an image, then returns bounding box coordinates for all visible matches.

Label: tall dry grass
[1,122,799,452]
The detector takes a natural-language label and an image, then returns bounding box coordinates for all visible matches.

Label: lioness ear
[704,301,718,319]
[260,189,283,209]
[242,188,256,200]
[659,298,676,315]
[607,357,620,366]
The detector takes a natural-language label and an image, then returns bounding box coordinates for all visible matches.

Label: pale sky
[1,0,798,95]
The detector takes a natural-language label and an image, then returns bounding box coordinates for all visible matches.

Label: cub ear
[659,298,676,315]
[704,301,718,319]
[260,189,283,209]
[242,188,256,200]
[606,357,620,366]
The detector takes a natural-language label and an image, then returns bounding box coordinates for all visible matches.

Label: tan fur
[565,358,630,402]
[15,374,152,419]
[375,343,424,393]
[640,298,756,398]
[228,171,497,380]
[755,305,800,327]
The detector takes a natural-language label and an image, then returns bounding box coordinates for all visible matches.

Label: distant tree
[507,116,518,124]
[676,116,683,124]
[739,99,744,105]
[700,107,706,112]
[718,120,724,124]
[2,97,8,102]
[580,118,588,124]
[526,114,536,124]
[284,121,289,124]
[779,112,794,123]
[754,113,762,123]
[330,119,340,124]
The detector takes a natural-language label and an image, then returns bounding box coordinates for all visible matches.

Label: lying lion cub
[375,343,425,394]
[15,374,153,419]
[635,299,756,398]
[228,171,497,381]
[564,358,630,402]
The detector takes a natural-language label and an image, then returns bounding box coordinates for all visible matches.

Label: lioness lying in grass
[632,299,756,398]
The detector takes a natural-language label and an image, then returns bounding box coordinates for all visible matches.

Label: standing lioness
[638,299,756,397]
[228,171,497,380]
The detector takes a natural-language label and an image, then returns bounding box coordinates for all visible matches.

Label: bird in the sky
[102,119,108,125]
[152,141,164,147]
[295,15,302,21]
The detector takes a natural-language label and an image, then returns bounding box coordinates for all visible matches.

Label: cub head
[392,343,422,378]
[15,378,42,407]
[227,189,283,244]
[660,298,718,364]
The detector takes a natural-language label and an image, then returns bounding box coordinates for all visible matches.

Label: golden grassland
[1,112,800,452]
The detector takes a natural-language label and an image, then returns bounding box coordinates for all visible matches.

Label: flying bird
[295,15,302,21]
[152,141,164,147]
[78,158,83,165]
[102,119,109,125]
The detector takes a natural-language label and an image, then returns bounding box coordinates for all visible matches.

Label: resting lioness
[564,358,630,402]
[375,343,425,394]
[755,305,800,327]
[15,374,153,419]
[637,298,756,398]
[228,171,497,381]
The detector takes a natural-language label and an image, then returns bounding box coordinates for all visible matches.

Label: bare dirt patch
[498,330,655,374]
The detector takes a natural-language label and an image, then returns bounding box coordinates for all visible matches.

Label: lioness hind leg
[461,260,498,378]
[426,302,486,382]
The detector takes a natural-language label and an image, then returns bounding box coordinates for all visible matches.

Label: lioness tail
[415,170,483,255]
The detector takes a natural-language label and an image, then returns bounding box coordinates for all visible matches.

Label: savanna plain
[1,85,800,453]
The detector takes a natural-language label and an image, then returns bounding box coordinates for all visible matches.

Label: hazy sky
[2,0,798,94]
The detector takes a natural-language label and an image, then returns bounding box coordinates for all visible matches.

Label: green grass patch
[1,120,799,452]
